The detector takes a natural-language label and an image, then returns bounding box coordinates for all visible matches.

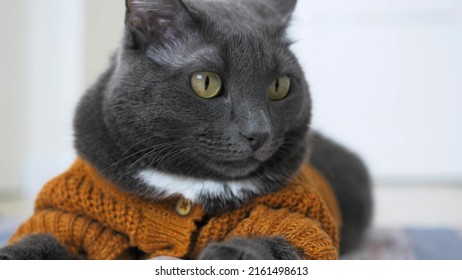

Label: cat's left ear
[264,0,297,25]
[125,0,191,49]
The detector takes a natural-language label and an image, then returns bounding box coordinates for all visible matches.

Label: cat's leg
[309,132,373,255]
[0,234,76,260]
[199,237,301,260]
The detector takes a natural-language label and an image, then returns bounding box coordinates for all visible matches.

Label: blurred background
[0,0,461,259]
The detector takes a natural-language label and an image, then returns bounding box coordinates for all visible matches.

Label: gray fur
[76,0,311,213]
[0,234,77,260]
[199,237,301,260]
[309,132,373,254]
[1,0,372,260]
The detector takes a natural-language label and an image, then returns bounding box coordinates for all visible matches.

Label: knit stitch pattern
[9,159,341,260]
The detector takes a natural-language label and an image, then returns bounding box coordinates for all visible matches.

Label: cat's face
[77,0,311,210]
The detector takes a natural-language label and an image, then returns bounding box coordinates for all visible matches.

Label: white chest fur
[136,168,260,203]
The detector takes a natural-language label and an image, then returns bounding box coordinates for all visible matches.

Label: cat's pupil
[205,76,210,91]
[275,78,280,93]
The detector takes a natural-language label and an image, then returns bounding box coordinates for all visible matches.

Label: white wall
[17,0,85,199]
[291,0,462,182]
[83,1,124,87]
[0,0,28,194]
[0,0,461,198]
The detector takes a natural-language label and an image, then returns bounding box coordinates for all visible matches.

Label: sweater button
[175,198,193,217]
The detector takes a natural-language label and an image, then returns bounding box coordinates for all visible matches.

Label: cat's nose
[237,108,271,152]
[241,130,269,151]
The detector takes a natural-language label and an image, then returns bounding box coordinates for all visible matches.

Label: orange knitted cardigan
[9,159,341,260]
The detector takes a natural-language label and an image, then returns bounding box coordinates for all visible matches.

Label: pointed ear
[264,0,297,25]
[125,0,191,49]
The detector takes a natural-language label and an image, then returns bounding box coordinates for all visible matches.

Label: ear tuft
[125,0,190,49]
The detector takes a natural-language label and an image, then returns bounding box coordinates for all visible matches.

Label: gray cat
[0,0,372,260]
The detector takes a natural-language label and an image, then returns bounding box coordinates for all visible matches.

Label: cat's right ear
[125,0,191,50]
[264,0,297,25]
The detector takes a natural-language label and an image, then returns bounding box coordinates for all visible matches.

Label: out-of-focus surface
[0,0,125,199]
[343,228,462,260]
[290,0,462,181]
[0,0,28,196]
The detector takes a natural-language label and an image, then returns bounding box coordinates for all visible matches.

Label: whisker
[115,143,177,182]
[99,142,174,174]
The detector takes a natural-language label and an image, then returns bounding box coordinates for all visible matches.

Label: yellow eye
[191,72,222,99]
[268,75,291,101]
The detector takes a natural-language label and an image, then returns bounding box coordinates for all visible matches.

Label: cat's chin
[203,157,262,179]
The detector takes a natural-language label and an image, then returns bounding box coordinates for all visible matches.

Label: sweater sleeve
[8,209,132,260]
[225,205,338,260]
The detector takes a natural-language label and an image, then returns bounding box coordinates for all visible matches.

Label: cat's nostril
[242,132,269,151]
[249,138,258,150]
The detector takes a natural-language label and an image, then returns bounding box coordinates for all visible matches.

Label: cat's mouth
[194,140,282,179]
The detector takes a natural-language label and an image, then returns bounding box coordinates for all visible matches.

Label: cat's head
[75,0,312,212]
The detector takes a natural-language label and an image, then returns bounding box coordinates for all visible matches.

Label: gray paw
[0,253,12,260]
[0,234,76,260]
[199,237,301,260]
[266,237,302,260]
[199,242,268,260]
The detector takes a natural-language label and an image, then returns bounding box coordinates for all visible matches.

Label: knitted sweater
[9,159,341,260]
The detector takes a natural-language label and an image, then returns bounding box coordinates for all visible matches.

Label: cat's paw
[0,247,19,260]
[0,244,21,260]
[199,241,269,260]
[199,237,302,260]
[0,234,76,260]
[266,237,302,260]
[0,252,12,260]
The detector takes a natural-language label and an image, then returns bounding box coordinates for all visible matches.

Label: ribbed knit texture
[9,159,341,260]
